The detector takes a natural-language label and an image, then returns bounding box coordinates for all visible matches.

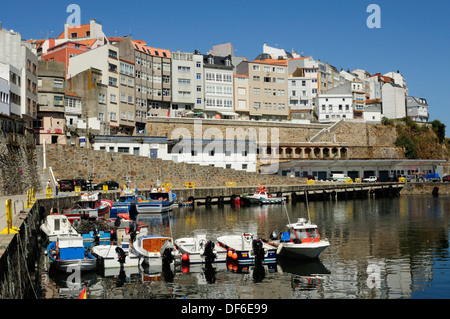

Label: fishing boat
[216,233,277,265]
[136,189,177,214]
[40,214,78,242]
[46,235,97,272]
[110,189,146,218]
[241,186,285,206]
[61,192,113,223]
[269,197,329,259]
[131,235,179,266]
[174,230,227,264]
[91,242,140,269]
[269,218,330,259]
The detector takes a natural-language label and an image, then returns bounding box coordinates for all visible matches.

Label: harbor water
[38,194,450,299]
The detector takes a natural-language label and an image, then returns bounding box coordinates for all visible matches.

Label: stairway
[35,145,51,193]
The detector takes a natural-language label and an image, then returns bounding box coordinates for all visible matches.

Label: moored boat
[61,192,113,223]
[46,235,97,272]
[216,233,277,265]
[136,189,176,214]
[40,214,78,242]
[241,186,285,206]
[110,189,146,218]
[92,242,140,269]
[174,230,227,264]
[269,218,330,259]
[131,235,179,266]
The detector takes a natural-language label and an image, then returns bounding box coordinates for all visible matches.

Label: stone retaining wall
[45,144,304,189]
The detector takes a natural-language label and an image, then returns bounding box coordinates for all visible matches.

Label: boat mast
[305,191,311,222]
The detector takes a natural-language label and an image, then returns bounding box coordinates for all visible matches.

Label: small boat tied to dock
[241,186,285,206]
[268,196,330,260]
[174,229,227,264]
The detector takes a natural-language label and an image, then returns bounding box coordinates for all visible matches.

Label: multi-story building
[68,67,109,139]
[0,26,38,127]
[406,96,429,123]
[41,40,91,78]
[314,93,353,123]
[233,74,250,120]
[64,90,82,139]
[111,36,171,132]
[381,82,406,119]
[0,75,9,116]
[0,62,21,118]
[288,77,314,122]
[202,54,236,119]
[170,50,197,117]
[235,58,289,121]
[67,44,121,135]
[117,58,135,135]
[34,60,67,145]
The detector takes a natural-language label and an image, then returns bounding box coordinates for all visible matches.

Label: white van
[331,174,351,182]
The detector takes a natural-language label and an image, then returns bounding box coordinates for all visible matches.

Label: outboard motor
[129,220,138,243]
[203,240,216,264]
[269,230,278,241]
[115,246,126,264]
[162,246,174,265]
[114,216,122,228]
[93,224,100,245]
[252,239,265,266]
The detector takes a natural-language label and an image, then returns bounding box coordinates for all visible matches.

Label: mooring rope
[17,233,38,299]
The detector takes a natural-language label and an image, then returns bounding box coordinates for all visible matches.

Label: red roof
[131,40,171,58]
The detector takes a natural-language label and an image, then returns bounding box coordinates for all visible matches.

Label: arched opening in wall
[304,147,312,158]
[331,147,339,158]
[341,148,347,158]
[294,147,301,158]
[323,148,330,158]
[313,148,321,158]
[285,147,293,158]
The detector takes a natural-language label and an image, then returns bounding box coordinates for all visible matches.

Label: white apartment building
[315,93,353,123]
[288,77,313,123]
[0,75,9,116]
[202,54,236,119]
[170,50,200,117]
[0,26,38,126]
[381,82,406,119]
[68,44,121,134]
[406,96,429,123]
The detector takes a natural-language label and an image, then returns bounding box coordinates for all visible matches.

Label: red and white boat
[61,192,113,224]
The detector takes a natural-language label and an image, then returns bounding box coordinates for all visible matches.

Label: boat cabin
[281,218,321,244]
[56,236,86,260]
[139,235,172,254]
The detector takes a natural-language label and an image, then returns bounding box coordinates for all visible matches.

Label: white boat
[216,233,277,265]
[136,189,177,214]
[91,242,140,269]
[131,235,179,266]
[40,214,79,242]
[174,230,227,264]
[46,235,97,272]
[242,186,285,205]
[269,218,330,259]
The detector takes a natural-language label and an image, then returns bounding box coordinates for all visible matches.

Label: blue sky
[2,0,449,131]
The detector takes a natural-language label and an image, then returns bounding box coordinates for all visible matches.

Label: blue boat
[110,189,146,218]
[47,235,97,272]
[136,191,177,214]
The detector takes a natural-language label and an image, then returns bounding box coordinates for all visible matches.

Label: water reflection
[38,194,450,299]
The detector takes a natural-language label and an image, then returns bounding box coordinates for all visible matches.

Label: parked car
[442,175,450,182]
[59,179,76,192]
[73,179,89,190]
[96,181,119,190]
[363,176,378,183]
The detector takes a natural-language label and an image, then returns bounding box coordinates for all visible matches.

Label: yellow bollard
[30,188,36,203]
[0,199,19,234]
[25,190,32,208]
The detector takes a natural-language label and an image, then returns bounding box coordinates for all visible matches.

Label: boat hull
[175,238,227,264]
[217,235,277,265]
[275,241,330,259]
[92,245,140,269]
[51,259,97,272]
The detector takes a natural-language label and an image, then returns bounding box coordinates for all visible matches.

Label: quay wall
[0,126,40,196]
[44,144,304,189]
[400,182,450,195]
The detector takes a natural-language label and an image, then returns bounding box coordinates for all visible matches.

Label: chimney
[64,23,69,39]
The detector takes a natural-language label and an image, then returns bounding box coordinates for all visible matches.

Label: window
[253,87,260,95]
[253,65,260,71]
[110,112,117,120]
[264,77,271,83]
[242,164,248,170]
[121,93,126,102]
[196,73,201,80]
[121,111,127,120]
[110,94,117,103]
[109,63,117,72]
[53,79,63,88]
[109,77,118,86]
[117,147,129,153]
[99,94,106,104]
[253,76,260,82]
[54,96,64,106]
[178,66,191,72]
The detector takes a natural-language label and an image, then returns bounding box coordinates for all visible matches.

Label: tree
[430,120,446,144]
